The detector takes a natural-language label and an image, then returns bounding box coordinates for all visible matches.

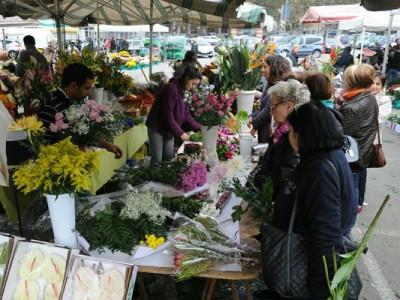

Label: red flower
[225,150,234,160]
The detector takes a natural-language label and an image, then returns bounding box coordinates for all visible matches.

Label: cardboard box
[61,254,138,300]
[2,240,74,300]
[0,233,14,297]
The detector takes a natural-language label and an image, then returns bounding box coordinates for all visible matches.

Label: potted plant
[13,137,99,248]
[217,43,265,115]
[190,86,234,159]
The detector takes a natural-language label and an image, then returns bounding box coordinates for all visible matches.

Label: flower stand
[201,125,218,163]
[46,193,78,248]
[237,91,256,115]
[239,134,253,164]
[92,87,104,104]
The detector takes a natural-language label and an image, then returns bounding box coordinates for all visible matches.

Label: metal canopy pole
[149,0,154,78]
[55,0,65,51]
[359,26,366,64]
[383,13,394,74]
[97,0,100,54]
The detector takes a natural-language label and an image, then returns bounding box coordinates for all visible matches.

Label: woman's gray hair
[267,79,310,108]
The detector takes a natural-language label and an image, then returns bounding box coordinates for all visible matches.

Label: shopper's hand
[105,143,123,159]
[250,128,257,137]
[180,133,190,141]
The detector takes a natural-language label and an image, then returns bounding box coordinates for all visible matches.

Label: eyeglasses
[271,102,283,111]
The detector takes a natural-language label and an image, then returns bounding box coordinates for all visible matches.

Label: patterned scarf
[273,121,290,144]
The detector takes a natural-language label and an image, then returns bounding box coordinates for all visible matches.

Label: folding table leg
[206,279,217,300]
[230,282,240,300]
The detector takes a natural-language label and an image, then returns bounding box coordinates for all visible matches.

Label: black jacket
[340,91,378,172]
[252,88,272,143]
[250,133,299,207]
[334,49,354,69]
[273,149,355,300]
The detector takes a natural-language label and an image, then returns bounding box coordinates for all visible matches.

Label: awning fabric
[301,4,367,24]
[338,10,400,31]
[0,0,259,28]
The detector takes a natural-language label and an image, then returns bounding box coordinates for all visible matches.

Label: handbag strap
[287,159,339,237]
[376,109,382,145]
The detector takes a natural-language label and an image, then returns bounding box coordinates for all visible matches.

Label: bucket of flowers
[13,137,99,248]
[189,85,235,161]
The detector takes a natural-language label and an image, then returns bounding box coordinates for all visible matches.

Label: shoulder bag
[261,160,362,299]
[369,116,386,168]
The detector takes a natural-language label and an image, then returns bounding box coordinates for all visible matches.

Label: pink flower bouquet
[191,88,234,127]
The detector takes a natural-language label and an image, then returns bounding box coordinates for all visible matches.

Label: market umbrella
[0,0,257,74]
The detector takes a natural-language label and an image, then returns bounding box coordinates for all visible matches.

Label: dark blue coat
[273,149,355,299]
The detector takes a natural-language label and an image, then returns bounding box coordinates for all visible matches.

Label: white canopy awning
[338,10,400,31]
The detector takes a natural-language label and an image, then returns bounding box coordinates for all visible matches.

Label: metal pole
[97,0,100,54]
[359,26,366,64]
[383,13,394,74]
[55,0,65,51]
[1,28,5,50]
[149,0,154,77]
[283,0,288,32]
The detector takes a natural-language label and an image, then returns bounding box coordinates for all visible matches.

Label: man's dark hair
[288,102,344,155]
[61,63,94,87]
[179,65,202,86]
[23,35,35,46]
[345,46,352,52]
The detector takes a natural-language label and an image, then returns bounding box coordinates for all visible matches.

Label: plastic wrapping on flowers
[171,214,259,280]
[217,126,239,161]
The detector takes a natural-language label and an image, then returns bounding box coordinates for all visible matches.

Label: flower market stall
[0,35,279,298]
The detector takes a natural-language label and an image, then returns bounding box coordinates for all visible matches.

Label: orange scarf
[343,88,368,102]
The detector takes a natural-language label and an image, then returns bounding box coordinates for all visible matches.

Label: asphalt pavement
[354,124,400,300]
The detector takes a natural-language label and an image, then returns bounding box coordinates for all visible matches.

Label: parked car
[196,36,221,46]
[325,37,345,50]
[277,35,325,58]
[232,35,260,51]
[5,40,22,59]
[195,39,214,57]
[275,35,296,55]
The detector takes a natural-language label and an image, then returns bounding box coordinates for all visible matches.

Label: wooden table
[137,265,260,300]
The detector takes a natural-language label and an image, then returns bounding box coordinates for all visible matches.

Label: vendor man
[38,63,122,158]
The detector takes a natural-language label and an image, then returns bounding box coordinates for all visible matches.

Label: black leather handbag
[261,191,310,299]
[261,160,362,299]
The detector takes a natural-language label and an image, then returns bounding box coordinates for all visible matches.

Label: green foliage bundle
[118,160,187,187]
[161,197,204,219]
[217,43,265,92]
[229,177,274,222]
[324,195,390,300]
[76,201,167,254]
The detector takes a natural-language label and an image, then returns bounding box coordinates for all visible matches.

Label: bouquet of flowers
[56,49,108,88]
[105,58,134,97]
[9,115,45,154]
[77,190,168,254]
[13,137,99,195]
[217,126,239,161]
[217,43,265,92]
[172,214,259,280]
[119,157,208,192]
[190,86,235,128]
[0,75,17,116]
[15,57,53,113]
[49,100,125,147]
